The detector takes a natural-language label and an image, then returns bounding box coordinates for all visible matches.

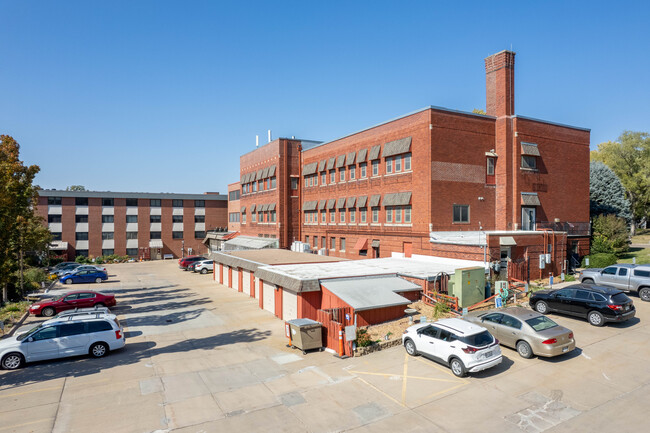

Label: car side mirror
[27,337,34,342]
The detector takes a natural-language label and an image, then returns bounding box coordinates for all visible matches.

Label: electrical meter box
[449,267,486,308]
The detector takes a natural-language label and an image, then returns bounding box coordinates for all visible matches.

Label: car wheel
[42,307,56,317]
[201,268,208,274]
[449,357,467,377]
[1,353,24,370]
[95,277,103,283]
[588,311,605,327]
[404,339,418,356]
[639,288,650,302]
[65,279,73,285]
[516,341,534,359]
[90,342,109,358]
[582,278,594,284]
[535,301,549,315]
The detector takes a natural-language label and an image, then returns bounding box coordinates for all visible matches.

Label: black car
[529,284,635,327]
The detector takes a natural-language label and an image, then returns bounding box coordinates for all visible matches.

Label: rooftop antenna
[256,135,259,147]
[268,130,272,143]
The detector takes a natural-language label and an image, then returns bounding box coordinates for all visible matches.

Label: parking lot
[1,260,649,432]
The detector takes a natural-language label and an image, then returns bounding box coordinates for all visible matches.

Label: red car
[178,256,204,270]
[29,290,116,317]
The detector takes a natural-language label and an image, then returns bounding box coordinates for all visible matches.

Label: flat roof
[224,249,347,265]
[38,190,226,200]
[254,255,488,293]
[429,230,546,246]
[321,275,420,311]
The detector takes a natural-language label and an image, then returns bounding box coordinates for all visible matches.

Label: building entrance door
[521,207,536,231]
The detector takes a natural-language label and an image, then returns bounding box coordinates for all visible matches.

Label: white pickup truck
[579,264,650,302]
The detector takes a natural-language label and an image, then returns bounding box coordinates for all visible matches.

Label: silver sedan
[463,307,575,358]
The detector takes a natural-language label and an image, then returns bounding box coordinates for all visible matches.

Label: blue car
[59,269,108,285]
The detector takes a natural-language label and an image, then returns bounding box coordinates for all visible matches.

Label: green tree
[591,131,650,235]
[591,214,629,254]
[65,185,86,191]
[0,135,41,303]
[589,162,632,221]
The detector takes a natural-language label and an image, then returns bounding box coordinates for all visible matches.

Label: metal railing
[536,221,590,236]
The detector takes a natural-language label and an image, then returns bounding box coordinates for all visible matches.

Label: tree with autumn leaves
[0,135,51,303]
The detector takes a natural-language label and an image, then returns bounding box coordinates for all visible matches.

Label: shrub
[23,268,48,290]
[581,253,618,268]
[355,329,374,347]
[75,255,90,264]
[434,301,450,318]
[591,214,629,254]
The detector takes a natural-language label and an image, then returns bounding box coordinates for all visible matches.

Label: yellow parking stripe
[401,353,409,404]
[350,374,405,408]
[0,418,51,431]
[347,370,462,384]
[0,386,60,399]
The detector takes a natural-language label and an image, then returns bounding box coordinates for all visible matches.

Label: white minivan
[0,313,125,370]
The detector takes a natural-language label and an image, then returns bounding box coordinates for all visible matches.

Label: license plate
[625,305,630,311]
[562,346,569,353]
[483,351,493,359]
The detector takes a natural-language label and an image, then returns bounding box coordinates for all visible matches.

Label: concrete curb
[1,310,29,340]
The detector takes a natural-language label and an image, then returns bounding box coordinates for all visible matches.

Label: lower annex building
[37,190,227,260]
[229,50,591,279]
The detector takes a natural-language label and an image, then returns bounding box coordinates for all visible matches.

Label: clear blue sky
[1,1,648,194]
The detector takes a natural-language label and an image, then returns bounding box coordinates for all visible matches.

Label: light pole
[181,240,185,258]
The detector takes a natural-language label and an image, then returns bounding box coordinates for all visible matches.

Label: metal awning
[303,201,318,211]
[303,162,318,176]
[371,239,380,248]
[318,160,326,172]
[320,275,420,312]
[382,136,412,157]
[357,195,368,208]
[326,199,336,210]
[368,144,381,160]
[250,204,256,212]
[268,203,276,211]
[357,148,368,163]
[260,204,268,211]
[369,194,381,208]
[354,238,368,251]
[521,192,541,206]
[521,142,540,156]
[346,152,356,165]
[346,197,356,208]
[326,157,336,170]
[383,192,412,206]
[500,236,517,246]
[149,239,163,249]
[262,167,270,178]
[268,165,276,177]
[240,206,246,212]
[256,169,263,180]
[336,155,346,168]
[337,197,346,208]
[317,200,326,210]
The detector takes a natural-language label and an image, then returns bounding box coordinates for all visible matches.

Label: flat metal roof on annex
[429,230,546,246]
[209,248,347,274]
[38,189,227,200]
[253,255,488,294]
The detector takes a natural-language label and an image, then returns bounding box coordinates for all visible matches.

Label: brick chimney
[485,50,515,117]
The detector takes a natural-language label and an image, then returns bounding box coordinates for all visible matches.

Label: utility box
[449,267,486,308]
[286,318,322,354]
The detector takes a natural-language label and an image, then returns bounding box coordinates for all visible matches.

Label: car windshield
[525,316,558,332]
[16,324,42,341]
[458,330,493,347]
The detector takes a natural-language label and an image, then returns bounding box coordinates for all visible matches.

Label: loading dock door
[254,277,260,298]
[224,266,230,287]
[242,271,251,295]
[282,290,298,321]
[263,282,275,313]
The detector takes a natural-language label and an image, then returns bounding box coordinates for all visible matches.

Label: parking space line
[349,373,406,408]
[414,356,471,384]
[346,370,463,384]
[0,418,51,431]
[0,386,61,399]
[401,353,409,404]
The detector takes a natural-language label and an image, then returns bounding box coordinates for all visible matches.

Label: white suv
[402,317,502,377]
[0,313,125,370]
[193,260,214,274]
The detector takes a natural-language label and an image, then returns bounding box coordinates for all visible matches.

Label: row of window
[241,176,277,195]
[229,212,240,223]
[47,197,206,207]
[49,215,206,223]
[303,153,412,188]
[248,210,277,223]
[74,249,139,257]
[303,206,413,225]
[304,235,347,252]
[228,190,241,201]
[71,231,205,240]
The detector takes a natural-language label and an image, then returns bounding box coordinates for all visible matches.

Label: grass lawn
[618,229,650,264]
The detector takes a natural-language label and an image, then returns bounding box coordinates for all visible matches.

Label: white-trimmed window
[360,163,367,178]
[386,158,393,174]
[252,212,257,222]
[350,209,356,223]
[405,206,411,223]
[521,156,537,170]
[321,172,326,185]
[453,204,470,223]
[372,160,379,176]
[340,238,346,251]
[487,157,495,175]
[321,211,326,223]
[372,207,379,223]
[360,208,367,223]
[330,237,336,250]
[349,166,356,180]
[386,208,393,223]
[340,209,346,222]
[339,167,346,182]
[330,210,335,223]
[330,170,336,183]
[404,153,411,171]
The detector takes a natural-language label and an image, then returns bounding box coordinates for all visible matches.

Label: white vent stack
[256,135,259,147]
[268,129,272,143]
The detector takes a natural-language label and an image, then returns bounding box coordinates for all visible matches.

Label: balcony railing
[536,221,590,236]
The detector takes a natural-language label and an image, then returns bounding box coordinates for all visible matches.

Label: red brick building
[235,51,590,277]
[37,190,227,260]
